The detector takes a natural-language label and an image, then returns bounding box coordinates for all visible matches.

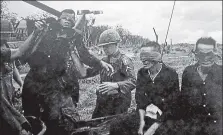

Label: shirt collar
[141,63,166,76]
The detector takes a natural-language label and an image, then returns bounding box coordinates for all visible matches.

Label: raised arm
[10,31,37,61]
[73,34,113,73]
[13,62,23,88]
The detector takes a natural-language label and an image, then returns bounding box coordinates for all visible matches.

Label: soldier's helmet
[1,19,14,40]
[98,29,121,47]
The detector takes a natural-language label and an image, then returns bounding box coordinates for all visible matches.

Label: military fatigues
[86,51,136,118]
[21,26,102,135]
[179,63,222,135]
[0,44,28,135]
[135,64,181,134]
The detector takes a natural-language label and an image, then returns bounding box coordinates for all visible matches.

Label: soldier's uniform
[87,50,136,118]
[180,63,222,135]
[85,29,136,118]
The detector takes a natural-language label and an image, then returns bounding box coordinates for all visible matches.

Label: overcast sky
[7,1,222,44]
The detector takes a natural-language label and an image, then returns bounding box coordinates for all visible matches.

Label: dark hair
[61,9,75,16]
[59,9,75,27]
[195,37,217,52]
[141,41,161,52]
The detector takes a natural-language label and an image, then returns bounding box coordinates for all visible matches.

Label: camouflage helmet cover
[98,29,121,46]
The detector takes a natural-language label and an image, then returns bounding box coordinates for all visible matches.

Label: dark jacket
[179,63,222,135]
[135,64,180,122]
[86,51,136,118]
[22,28,102,108]
[21,28,103,134]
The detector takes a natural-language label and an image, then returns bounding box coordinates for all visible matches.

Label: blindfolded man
[136,41,180,135]
[179,37,222,135]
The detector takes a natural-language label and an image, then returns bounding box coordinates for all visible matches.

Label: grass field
[10,41,222,121]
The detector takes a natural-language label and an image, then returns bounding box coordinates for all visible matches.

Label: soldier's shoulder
[102,56,109,62]
[120,54,133,65]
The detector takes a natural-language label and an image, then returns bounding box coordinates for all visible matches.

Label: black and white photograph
[0,1,222,135]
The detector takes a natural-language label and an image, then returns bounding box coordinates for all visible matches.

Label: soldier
[84,29,136,118]
[0,19,41,135]
[180,37,222,135]
[21,9,113,135]
[136,41,180,135]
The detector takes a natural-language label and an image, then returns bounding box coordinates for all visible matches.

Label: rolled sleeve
[74,35,102,69]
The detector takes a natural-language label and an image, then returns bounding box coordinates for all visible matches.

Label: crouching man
[85,29,136,118]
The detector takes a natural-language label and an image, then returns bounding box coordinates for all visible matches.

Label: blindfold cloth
[140,50,162,62]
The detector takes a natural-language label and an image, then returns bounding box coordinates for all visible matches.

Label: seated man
[180,37,222,135]
[109,41,181,135]
[136,41,180,135]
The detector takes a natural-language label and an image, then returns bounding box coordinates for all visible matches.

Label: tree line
[1,1,150,48]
